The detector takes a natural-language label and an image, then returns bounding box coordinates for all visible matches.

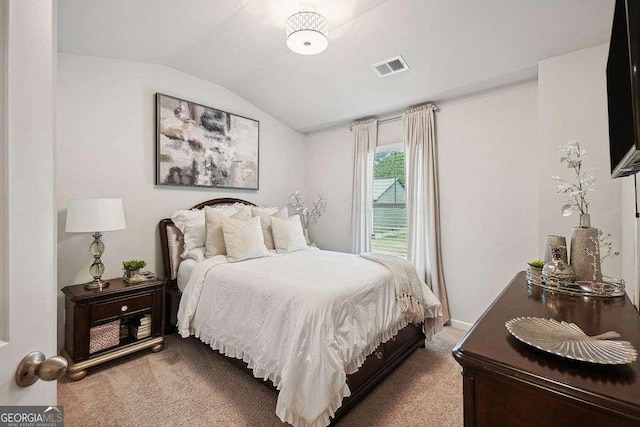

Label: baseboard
[449,319,473,331]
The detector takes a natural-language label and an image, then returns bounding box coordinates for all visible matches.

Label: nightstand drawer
[91,294,152,322]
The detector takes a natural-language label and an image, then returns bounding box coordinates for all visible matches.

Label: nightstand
[61,277,165,380]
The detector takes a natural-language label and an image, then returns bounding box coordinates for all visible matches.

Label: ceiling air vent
[372,55,409,78]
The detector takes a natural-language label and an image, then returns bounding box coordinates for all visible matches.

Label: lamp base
[84,279,110,290]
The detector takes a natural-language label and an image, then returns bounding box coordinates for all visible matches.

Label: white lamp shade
[286,11,328,55]
[65,198,126,232]
[287,29,328,55]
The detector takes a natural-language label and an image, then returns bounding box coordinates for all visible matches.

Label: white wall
[305,81,539,325]
[56,54,306,348]
[620,177,637,306]
[438,82,539,325]
[538,44,626,292]
[305,126,353,251]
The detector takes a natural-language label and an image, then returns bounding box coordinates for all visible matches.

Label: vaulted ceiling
[58,0,614,133]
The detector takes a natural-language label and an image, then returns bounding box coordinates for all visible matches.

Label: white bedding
[177,249,278,291]
[177,248,442,427]
[177,259,197,292]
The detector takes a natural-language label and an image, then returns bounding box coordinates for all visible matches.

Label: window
[371,146,407,258]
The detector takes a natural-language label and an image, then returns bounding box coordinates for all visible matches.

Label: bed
[159,198,442,426]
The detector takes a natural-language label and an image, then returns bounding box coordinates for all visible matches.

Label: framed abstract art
[155,93,259,190]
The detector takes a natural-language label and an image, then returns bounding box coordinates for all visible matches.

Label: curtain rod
[349,116,400,131]
[379,116,401,125]
[349,105,440,130]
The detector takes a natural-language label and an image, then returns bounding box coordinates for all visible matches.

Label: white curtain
[404,105,450,323]
[349,118,377,253]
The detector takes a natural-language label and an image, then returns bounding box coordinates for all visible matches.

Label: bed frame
[158,198,425,425]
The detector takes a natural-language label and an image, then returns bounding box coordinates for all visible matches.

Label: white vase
[303,227,310,244]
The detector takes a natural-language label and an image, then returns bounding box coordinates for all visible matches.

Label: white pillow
[213,203,244,216]
[204,205,252,257]
[252,207,288,250]
[171,209,206,260]
[222,216,269,262]
[252,206,280,216]
[271,215,307,254]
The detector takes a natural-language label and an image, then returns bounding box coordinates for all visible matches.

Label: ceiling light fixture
[286,10,328,55]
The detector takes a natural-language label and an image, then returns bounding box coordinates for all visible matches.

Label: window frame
[371,143,408,258]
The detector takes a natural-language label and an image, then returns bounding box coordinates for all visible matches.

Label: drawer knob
[121,305,128,312]
[375,351,383,360]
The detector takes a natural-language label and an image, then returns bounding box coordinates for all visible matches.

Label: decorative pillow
[212,203,244,216]
[171,209,206,260]
[221,216,269,262]
[252,207,289,250]
[204,205,252,257]
[251,206,280,216]
[271,215,307,254]
[172,204,243,260]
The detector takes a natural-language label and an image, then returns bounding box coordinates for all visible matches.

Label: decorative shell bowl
[505,317,637,365]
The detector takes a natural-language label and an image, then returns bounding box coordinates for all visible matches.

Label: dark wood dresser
[453,272,640,426]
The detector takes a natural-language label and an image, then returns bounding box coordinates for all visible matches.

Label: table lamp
[65,198,126,290]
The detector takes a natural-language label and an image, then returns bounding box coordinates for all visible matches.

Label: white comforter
[177,248,442,427]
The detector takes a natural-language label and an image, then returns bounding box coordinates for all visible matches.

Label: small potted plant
[122,259,146,283]
[527,260,544,284]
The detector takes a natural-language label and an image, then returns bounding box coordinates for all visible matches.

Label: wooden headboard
[158,198,257,285]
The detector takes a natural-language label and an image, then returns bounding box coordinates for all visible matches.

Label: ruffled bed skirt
[180,309,443,427]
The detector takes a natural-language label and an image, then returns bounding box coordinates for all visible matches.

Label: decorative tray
[122,271,158,284]
[526,271,625,298]
[505,317,637,365]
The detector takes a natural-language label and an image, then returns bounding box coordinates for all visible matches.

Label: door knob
[15,351,68,387]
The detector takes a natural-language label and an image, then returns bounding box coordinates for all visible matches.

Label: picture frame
[155,93,260,190]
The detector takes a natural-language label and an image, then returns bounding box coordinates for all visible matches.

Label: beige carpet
[59,327,465,426]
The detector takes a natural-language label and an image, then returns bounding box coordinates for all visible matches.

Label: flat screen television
[607,0,640,178]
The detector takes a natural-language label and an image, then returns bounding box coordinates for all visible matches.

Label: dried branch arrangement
[289,191,327,228]
[585,231,620,283]
[552,141,595,217]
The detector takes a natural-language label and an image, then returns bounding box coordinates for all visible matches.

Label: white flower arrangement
[552,141,595,217]
[289,191,327,229]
